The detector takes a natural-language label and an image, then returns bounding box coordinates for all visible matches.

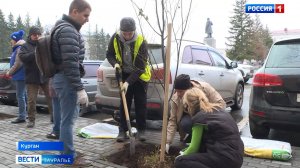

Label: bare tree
[130,0,193,93]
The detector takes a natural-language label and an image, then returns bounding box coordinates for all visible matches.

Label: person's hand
[175,152,183,160]
[77,89,89,107]
[165,144,170,154]
[121,82,129,94]
[114,63,120,70]
[179,150,184,155]
[6,71,10,76]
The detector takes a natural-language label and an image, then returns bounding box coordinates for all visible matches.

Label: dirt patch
[106,143,182,168]
[0,113,15,120]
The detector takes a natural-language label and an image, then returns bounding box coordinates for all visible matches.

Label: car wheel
[231,83,243,110]
[249,119,270,138]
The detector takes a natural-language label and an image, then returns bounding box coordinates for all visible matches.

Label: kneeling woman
[175,87,244,168]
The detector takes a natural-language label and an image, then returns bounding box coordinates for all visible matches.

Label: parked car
[95,40,244,120]
[0,57,17,105]
[237,63,254,83]
[36,60,103,116]
[249,37,300,138]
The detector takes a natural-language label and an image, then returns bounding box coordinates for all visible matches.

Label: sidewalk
[0,105,299,168]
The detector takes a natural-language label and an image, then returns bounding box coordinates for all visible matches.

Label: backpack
[35,23,70,78]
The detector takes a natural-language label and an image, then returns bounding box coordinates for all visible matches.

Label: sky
[1,0,299,49]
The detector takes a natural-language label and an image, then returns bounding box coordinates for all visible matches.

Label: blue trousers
[53,73,79,157]
[14,80,27,120]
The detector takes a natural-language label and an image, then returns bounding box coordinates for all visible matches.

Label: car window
[266,42,300,68]
[182,46,192,64]
[148,45,163,64]
[191,47,212,65]
[209,50,226,68]
[0,62,10,71]
[83,64,99,78]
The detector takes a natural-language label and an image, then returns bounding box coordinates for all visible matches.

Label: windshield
[266,42,300,68]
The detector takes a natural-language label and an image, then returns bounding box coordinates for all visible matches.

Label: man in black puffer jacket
[50,0,92,166]
[19,26,53,128]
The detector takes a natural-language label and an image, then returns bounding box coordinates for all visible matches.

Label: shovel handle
[116,68,133,136]
[119,81,133,137]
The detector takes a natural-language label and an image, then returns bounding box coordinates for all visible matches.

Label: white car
[95,40,244,120]
[237,64,254,83]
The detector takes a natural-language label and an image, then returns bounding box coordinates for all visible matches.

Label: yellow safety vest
[113,33,151,82]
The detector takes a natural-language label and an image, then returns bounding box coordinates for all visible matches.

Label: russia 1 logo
[275,4,284,13]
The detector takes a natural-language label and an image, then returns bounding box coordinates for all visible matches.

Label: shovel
[115,68,136,156]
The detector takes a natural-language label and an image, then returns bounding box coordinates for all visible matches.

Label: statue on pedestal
[205,18,213,38]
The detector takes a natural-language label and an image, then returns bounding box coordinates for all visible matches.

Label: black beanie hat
[174,74,192,90]
[120,17,136,32]
[29,26,42,36]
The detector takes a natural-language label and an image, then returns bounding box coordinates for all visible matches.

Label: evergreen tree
[86,24,92,60]
[262,26,273,51]
[15,15,25,31]
[35,17,43,33]
[24,13,31,36]
[7,13,15,32]
[247,14,273,61]
[226,0,254,61]
[0,10,10,59]
[88,24,99,60]
[86,25,110,60]
[98,28,107,60]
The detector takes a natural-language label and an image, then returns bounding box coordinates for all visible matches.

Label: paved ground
[0,105,299,168]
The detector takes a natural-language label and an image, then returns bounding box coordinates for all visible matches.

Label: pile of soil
[0,113,15,120]
[106,143,182,168]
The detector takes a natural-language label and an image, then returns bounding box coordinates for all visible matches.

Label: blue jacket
[10,45,25,81]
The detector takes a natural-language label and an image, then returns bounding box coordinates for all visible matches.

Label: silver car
[170,40,244,110]
[37,60,103,116]
[95,40,244,120]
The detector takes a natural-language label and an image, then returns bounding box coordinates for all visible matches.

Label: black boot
[116,128,128,142]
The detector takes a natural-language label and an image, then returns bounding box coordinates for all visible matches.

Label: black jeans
[178,113,193,142]
[119,75,148,131]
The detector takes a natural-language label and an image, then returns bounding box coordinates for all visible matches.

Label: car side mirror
[231,62,238,68]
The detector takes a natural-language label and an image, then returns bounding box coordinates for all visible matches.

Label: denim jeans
[15,80,26,120]
[53,73,79,157]
[51,97,61,135]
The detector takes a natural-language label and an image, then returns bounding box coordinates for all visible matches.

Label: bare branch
[155,0,162,32]
[130,0,161,36]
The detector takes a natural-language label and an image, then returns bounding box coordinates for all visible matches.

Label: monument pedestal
[203,37,216,48]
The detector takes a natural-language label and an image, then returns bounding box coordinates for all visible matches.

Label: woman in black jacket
[175,87,244,168]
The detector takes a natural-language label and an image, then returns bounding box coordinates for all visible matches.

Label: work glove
[121,82,129,94]
[77,89,89,107]
[114,63,120,70]
[175,152,184,160]
[165,144,170,154]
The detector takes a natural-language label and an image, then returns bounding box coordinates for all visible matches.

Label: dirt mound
[106,143,182,168]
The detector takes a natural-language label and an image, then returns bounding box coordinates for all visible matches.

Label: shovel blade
[129,137,135,156]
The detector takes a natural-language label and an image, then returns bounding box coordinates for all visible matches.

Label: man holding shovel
[106,17,151,142]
